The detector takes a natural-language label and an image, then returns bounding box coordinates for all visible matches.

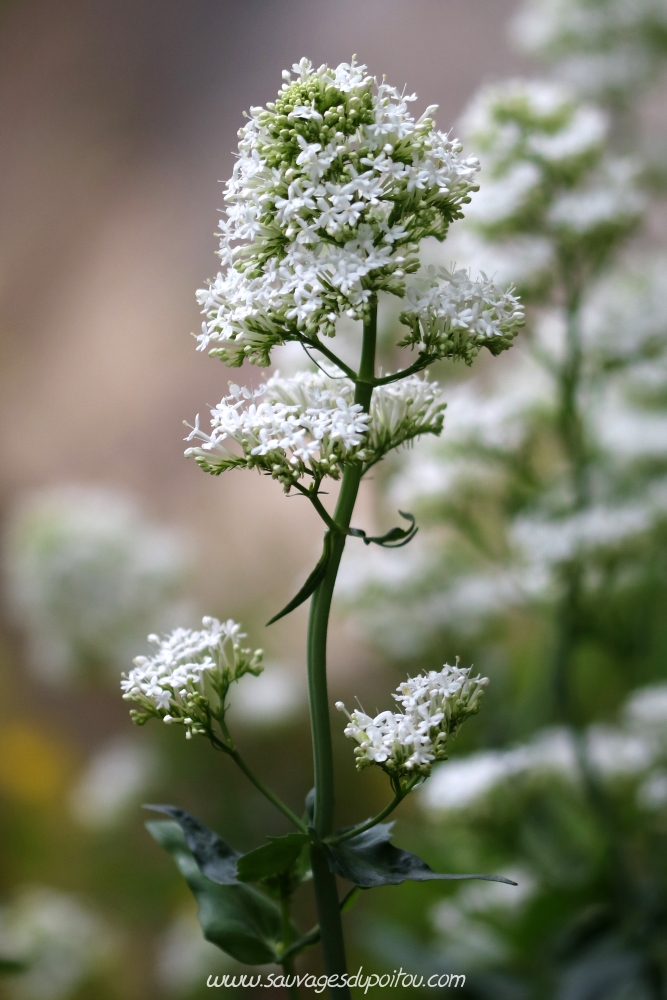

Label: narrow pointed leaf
[236,833,309,883]
[146,820,283,965]
[266,534,332,625]
[325,823,517,889]
[144,805,240,885]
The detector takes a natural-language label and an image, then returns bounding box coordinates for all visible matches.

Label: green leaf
[349,510,418,548]
[236,833,309,883]
[266,533,332,625]
[146,820,284,965]
[325,824,518,889]
[144,805,240,885]
[0,957,27,975]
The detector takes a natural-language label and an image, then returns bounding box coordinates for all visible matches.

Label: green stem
[227,747,307,833]
[306,300,377,996]
[372,351,435,386]
[328,789,408,845]
[296,334,358,381]
[280,891,300,1000]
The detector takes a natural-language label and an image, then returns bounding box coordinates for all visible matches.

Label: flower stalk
[122,59,519,992]
[304,301,377,991]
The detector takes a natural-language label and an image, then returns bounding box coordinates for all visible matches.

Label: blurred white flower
[625,683,667,731]
[587,725,656,778]
[3,486,191,684]
[439,229,556,292]
[0,887,111,1000]
[464,162,542,226]
[421,728,579,812]
[155,912,234,995]
[430,904,509,966]
[421,685,667,815]
[637,770,667,810]
[547,159,644,235]
[455,867,538,914]
[511,502,655,566]
[429,866,536,968]
[511,0,667,101]
[68,736,158,829]
[457,77,642,281]
[420,749,512,811]
[228,663,306,726]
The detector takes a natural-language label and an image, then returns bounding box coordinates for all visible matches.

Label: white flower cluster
[196,57,480,367]
[336,662,489,778]
[399,266,524,363]
[458,79,643,289]
[185,370,445,487]
[512,0,667,100]
[121,617,263,739]
[3,486,188,684]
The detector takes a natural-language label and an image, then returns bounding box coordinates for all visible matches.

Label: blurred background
[2,0,667,997]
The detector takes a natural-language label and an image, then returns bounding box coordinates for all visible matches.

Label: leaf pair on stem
[145,803,515,967]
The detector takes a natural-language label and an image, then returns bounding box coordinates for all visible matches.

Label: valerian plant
[121,58,522,997]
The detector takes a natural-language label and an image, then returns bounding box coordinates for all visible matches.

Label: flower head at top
[184,369,446,488]
[121,617,263,739]
[336,661,489,780]
[196,57,481,367]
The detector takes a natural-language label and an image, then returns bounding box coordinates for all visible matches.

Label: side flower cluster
[121,617,263,739]
[185,370,446,487]
[196,57,480,367]
[336,661,489,778]
[399,266,524,363]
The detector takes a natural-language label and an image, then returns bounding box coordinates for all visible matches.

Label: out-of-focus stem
[553,279,634,904]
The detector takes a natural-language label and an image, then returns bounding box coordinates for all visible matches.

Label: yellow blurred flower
[0,723,71,804]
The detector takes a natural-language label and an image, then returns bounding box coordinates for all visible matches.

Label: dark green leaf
[146,820,284,965]
[349,510,418,548]
[325,823,518,889]
[0,957,26,975]
[144,805,240,885]
[266,534,332,625]
[236,833,309,883]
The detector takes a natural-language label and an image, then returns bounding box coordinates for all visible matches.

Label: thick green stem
[306,301,377,996]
